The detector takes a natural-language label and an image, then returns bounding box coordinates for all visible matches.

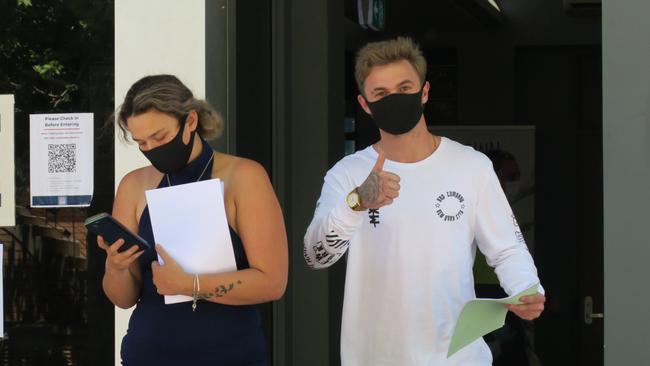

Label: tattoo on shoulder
[198,280,243,300]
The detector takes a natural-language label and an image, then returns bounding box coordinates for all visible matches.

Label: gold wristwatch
[346,188,365,211]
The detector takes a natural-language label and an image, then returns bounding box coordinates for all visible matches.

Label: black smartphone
[85,212,151,252]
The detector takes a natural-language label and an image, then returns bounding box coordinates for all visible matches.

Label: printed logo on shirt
[368,208,380,227]
[326,231,350,249]
[435,191,466,222]
[312,241,340,265]
[303,245,314,266]
[512,214,525,243]
[515,231,526,243]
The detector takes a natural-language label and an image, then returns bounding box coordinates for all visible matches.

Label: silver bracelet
[192,273,200,312]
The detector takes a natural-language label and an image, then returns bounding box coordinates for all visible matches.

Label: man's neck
[375,118,439,163]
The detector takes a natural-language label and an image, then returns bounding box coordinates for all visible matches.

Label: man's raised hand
[357,147,401,209]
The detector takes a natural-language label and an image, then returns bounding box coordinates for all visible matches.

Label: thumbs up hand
[357,147,401,209]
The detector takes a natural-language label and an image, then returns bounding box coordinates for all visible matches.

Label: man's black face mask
[365,89,424,135]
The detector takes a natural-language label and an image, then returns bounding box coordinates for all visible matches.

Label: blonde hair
[115,74,223,141]
[354,37,427,95]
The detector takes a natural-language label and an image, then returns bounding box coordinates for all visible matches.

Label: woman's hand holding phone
[98,235,145,273]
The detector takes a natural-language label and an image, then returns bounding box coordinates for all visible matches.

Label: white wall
[603,0,650,364]
[114,1,205,364]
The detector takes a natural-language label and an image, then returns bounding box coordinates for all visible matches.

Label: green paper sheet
[447,283,540,358]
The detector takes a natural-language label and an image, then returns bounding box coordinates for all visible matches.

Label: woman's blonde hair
[116,74,223,141]
[354,37,427,95]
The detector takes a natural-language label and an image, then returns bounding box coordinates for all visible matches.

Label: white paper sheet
[0,95,15,227]
[145,178,237,304]
[29,113,94,207]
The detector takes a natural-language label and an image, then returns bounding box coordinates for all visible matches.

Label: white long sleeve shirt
[304,137,542,366]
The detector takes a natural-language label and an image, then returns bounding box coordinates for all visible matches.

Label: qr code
[48,143,76,173]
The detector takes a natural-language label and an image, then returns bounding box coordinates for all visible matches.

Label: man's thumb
[372,147,386,172]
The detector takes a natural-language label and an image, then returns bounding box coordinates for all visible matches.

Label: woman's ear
[186,110,199,132]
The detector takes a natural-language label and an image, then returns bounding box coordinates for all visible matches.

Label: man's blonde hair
[354,37,427,95]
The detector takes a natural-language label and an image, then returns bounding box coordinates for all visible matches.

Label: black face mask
[366,89,424,135]
[141,119,195,174]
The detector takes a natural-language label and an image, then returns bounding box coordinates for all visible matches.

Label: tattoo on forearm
[358,172,380,206]
[198,280,243,299]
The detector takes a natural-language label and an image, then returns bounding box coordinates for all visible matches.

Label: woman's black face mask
[141,116,195,174]
[365,89,424,135]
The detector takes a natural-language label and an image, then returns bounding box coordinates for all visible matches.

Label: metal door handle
[584,296,604,324]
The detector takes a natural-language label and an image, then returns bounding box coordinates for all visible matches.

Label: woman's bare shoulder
[117,165,162,196]
[214,152,268,183]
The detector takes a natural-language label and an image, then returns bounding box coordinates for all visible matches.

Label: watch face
[347,192,360,207]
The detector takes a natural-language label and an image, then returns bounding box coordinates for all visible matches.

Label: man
[303,37,545,365]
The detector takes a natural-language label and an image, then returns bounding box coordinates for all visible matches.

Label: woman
[98,74,288,365]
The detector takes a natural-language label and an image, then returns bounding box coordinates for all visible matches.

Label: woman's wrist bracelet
[192,273,200,312]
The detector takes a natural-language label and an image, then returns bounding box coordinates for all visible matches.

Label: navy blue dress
[121,140,267,366]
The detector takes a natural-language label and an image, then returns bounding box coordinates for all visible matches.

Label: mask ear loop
[163,113,202,186]
[178,112,200,147]
[177,113,189,132]
[178,111,202,145]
